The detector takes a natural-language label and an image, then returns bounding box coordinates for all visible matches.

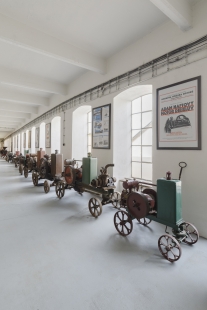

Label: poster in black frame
[157,76,201,150]
[92,104,111,149]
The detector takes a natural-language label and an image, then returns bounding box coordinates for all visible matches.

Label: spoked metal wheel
[32,172,39,186]
[19,164,23,175]
[179,222,199,245]
[44,180,50,194]
[56,182,65,199]
[137,218,152,226]
[24,167,28,178]
[158,234,182,262]
[111,191,121,209]
[88,197,102,218]
[114,210,133,236]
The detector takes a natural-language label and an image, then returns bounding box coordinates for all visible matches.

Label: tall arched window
[40,122,46,150]
[72,106,91,159]
[113,85,152,190]
[51,116,61,153]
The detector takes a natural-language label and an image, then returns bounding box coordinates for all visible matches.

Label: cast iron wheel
[24,167,28,178]
[158,234,182,262]
[56,182,65,199]
[32,172,39,186]
[15,162,17,168]
[137,218,152,226]
[179,222,199,245]
[44,180,50,194]
[88,197,102,218]
[114,210,133,236]
[111,191,121,209]
[19,164,23,175]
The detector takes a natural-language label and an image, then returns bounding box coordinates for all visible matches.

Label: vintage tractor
[32,148,50,186]
[23,154,37,178]
[114,163,199,262]
[0,147,8,158]
[55,156,120,218]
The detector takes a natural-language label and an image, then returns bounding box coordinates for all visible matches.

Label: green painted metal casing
[148,178,183,229]
[82,157,97,185]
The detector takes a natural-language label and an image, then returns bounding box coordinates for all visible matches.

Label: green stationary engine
[114,163,199,263]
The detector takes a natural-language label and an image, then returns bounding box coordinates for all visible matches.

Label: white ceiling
[0,0,200,139]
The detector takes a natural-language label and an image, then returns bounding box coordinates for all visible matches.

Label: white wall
[72,106,91,160]
[51,116,61,154]
[4,0,207,237]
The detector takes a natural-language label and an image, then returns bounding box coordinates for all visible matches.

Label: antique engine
[63,159,82,186]
[91,164,116,188]
[39,154,51,178]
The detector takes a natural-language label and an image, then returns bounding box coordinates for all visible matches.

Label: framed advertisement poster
[92,104,111,149]
[23,132,26,148]
[157,76,201,150]
[28,131,31,148]
[35,127,39,148]
[45,123,51,148]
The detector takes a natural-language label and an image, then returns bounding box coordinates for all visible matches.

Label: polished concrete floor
[0,158,207,310]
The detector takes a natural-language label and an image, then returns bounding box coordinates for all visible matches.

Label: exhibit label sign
[92,104,111,149]
[157,76,201,150]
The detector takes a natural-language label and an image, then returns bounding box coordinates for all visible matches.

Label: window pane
[132,162,141,178]
[132,97,141,114]
[142,111,152,128]
[88,123,91,134]
[132,146,141,161]
[132,113,141,129]
[142,94,152,112]
[132,130,141,145]
[142,128,152,145]
[142,163,152,180]
[88,112,92,122]
[88,134,91,145]
[142,146,152,162]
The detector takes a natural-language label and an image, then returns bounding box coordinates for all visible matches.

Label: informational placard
[157,76,201,150]
[45,123,51,148]
[92,104,111,149]
[35,127,39,148]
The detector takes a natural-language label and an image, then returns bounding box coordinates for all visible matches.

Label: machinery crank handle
[178,162,187,180]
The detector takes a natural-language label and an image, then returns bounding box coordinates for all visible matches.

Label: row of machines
[2,147,199,263]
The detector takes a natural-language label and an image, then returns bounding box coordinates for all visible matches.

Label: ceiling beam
[150,0,192,31]
[0,14,106,74]
[0,86,49,106]
[0,101,38,114]
[0,117,25,123]
[0,67,68,96]
[0,110,31,119]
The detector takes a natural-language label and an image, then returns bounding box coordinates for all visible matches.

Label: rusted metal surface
[127,192,154,220]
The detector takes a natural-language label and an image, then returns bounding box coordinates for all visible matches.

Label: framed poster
[92,104,111,149]
[45,123,51,148]
[157,76,201,150]
[23,132,26,148]
[35,127,39,148]
[28,131,31,148]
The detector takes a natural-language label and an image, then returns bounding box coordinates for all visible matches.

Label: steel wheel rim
[112,191,121,209]
[114,210,133,236]
[88,198,102,218]
[138,218,151,226]
[56,182,65,199]
[44,180,50,194]
[180,222,199,245]
[158,234,182,262]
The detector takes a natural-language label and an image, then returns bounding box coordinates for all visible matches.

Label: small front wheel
[24,167,29,178]
[111,191,121,209]
[114,210,133,236]
[56,182,65,199]
[32,172,39,186]
[158,234,182,262]
[179,222,199,245]
[137,218,151,226]
[88,197,102,218]
[44,180,50,194]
